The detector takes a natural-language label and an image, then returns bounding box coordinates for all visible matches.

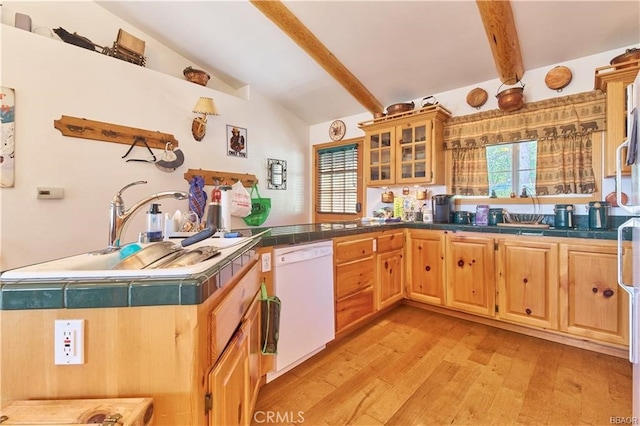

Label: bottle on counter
[146,203,163,242]
[206,185,222,232]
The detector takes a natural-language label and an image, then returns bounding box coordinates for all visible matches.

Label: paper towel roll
[219,188,232,231]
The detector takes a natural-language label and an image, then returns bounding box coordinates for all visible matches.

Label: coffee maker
[432,194,455,223]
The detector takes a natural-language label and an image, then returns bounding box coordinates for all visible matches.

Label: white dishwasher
[267,240,335,382]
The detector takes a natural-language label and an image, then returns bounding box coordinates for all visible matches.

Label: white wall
[0,4,311,270]
[310,44,640,217]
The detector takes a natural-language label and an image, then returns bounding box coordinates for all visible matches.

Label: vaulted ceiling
[98,1,640,125]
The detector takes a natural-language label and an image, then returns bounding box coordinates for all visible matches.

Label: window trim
[312,137,364,223]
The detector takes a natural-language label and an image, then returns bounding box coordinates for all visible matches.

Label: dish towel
[188,175,207,221]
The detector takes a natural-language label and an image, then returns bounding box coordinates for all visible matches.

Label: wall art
[227,125,247,158]
[1,87,15,188]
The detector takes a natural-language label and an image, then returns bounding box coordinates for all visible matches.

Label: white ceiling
[98,1,640,125]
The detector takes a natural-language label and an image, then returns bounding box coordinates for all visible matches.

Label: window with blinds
[316,144,358,214]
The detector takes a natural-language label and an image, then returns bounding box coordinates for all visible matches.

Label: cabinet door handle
[603,289,615,298]
[425,265,431,272]
[457,259,464,267]
[384,261,389,269]
[525,308,532,315]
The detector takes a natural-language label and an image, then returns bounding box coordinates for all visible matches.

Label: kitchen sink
[0,237,254,282]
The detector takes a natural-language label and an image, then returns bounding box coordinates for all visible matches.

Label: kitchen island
[0,236,265,425]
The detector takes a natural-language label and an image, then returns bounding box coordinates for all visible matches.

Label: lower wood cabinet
[208,323,250,426]
[334,235,375,333]
[496,239,559,329]
[330,230,630,356]
[445,234,496,317]
[376,230,405,310]
[208,291,262,426]
[559,242,630,346]
[407,229,445,305]
[246,294,262,412]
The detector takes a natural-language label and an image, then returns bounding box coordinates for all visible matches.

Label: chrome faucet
[106,181,189,250]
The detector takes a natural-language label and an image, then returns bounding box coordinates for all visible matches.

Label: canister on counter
[453,211,471,224]
[488,208,504,226]
[586,201,610,230]
[475,205,489,226]
[554,204,574,229]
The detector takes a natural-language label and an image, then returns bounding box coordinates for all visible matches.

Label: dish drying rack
[499,188,550,228]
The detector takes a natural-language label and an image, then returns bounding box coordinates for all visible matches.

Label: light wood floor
[253,305,632,426]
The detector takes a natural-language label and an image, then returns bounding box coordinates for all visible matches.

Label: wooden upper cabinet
[496,239,558,330]
[363,126,395,186]
[594,63,639,177]
[396,118,434,183]
[360,106,451,187]
[445,234,495,317]
[559,242,630,346]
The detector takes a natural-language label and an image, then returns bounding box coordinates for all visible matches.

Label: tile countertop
[1,217,631,310]
[237,214,633,248]
[0,237,261,311]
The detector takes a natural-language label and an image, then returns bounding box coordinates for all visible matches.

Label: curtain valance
[442,90,606,149]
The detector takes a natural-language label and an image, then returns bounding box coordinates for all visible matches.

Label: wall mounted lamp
[192,97,219,141]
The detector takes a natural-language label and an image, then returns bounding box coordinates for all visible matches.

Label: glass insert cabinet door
[396,120,433,183]
[366,127,395,185]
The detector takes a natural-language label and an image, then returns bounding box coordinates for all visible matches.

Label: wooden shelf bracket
[53,115,179,150]
[184,168,258,188]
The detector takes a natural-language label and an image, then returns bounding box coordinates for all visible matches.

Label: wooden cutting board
[0,398,154,425]
[466,87,488,108]
[545,66,572,91]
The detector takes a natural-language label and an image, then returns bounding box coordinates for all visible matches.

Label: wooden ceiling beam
[251,0,384,115]
[476,0,524,83]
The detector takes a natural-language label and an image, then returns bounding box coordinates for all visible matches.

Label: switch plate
[261,253,272,272]
[54,319,84,365]
[37,187,64,199]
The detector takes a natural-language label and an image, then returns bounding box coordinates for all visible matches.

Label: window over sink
[486,140,537,197]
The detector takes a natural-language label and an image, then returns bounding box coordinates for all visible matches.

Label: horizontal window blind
[316,144,358,214]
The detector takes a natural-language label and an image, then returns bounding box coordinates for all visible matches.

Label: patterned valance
[443,90,606,149]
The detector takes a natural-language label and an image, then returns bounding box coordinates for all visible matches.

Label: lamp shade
[192,97,219,115]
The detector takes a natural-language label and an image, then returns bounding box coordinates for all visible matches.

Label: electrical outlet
[261,253,272,272]
[54,319,84,365]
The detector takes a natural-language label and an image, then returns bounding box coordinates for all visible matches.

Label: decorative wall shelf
[184,168,258,188]
[53,115,178,150]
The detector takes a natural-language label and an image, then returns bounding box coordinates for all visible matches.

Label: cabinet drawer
[335,258,375,299]
[377,232,404,252]
[334,238,374,264]
[208,262,261,366]
[336,287,374,332]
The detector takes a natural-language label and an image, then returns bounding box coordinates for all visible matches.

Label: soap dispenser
[146,203,163,242]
